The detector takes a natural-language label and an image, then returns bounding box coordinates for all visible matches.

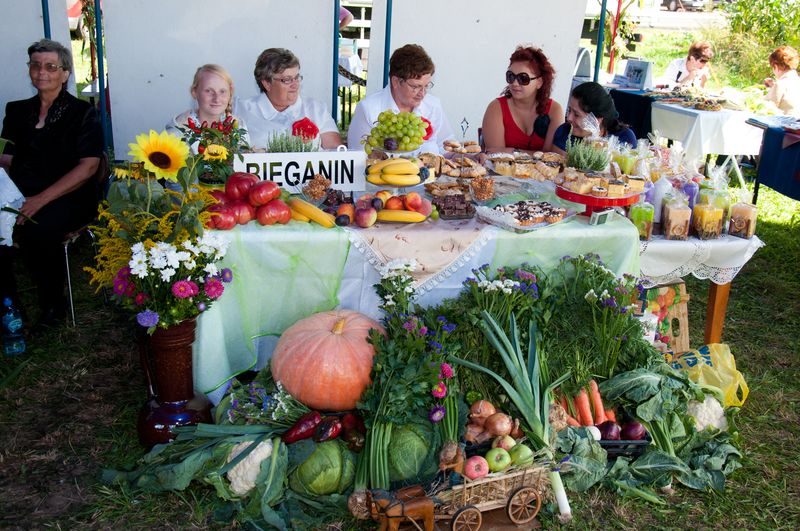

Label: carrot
[604,408,617,423]
[589,380,607,425]
[566,415,581,427]
[559,393,569,412]
[573,388,594,426]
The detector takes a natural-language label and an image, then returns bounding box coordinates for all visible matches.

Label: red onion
[621,421,647,440]
[597,420,621,440]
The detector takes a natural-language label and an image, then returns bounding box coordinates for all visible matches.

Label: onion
[586,426,602,441]
[597,420,621,441]
[470,400,496,419]
[510,418,524,439]
[621,421,647,440]
[464,423,484,443]
[483,412,513,437]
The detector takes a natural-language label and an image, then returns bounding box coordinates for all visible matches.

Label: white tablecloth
[338,53,363,88]
[639,234,764,288]
[650,103,763,161]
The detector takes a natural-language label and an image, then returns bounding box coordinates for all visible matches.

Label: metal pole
[332,0,340,122]
[382,0,393,87]
[41,0,51,38]
[94,0,111,151]
[594,0,609,82]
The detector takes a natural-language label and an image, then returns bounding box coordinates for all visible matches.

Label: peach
[404,191,423,212]
[355,207,377,228]
[336,203,355,223]
[375,190,393,204]
[384,196,405,210]
[415,198,433,217]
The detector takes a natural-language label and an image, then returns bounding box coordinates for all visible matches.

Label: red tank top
[498,97,553,151]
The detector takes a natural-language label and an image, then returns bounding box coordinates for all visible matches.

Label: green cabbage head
[288,439,354,496]
[388,423,435,482]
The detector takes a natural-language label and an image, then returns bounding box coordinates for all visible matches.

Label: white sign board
[234,151,367,193]
[623,60,653,90]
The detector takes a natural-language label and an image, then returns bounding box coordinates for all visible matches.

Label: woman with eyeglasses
[167,64,249,147]
[347,44,454,153]
[552,81,636,154]
[0,39,103,331]
[662,42,713,89]
[238,48,342,150]
[481,46,564,154]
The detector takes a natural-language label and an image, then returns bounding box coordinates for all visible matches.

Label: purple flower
[437,315,447,322]
[136,309,159,328]
[418,326,428,336]
[429,405,446,423]
[220,268,234,283]
[442,323,456,333]
[515,269,536,282]
[428,340,443,352]
[113,277,129,296]
[402,320,415,331]
[197,302,207,312]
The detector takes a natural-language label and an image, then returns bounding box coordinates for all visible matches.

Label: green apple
[508,443,534,466]
[485,447,512,472]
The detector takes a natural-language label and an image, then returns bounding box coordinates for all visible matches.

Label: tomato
[225,172,259,201]
[208,189,229,204]
[256,199,291,226]
[206,203,236,230]
[227,199,256,225]
[248,180,281,207]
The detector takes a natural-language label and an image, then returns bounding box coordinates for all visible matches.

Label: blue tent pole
[41,0,51,38]
[382,0,393,87]
[94,0,111,151]
[594,0,609,82]
[332,0,340,122]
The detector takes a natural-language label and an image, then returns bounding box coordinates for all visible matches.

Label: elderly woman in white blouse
[238,48,342,150]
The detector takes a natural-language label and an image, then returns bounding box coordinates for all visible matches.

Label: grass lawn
[0,182,797,529]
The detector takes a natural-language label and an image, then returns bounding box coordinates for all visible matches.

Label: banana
[287,198,335,228]
[380,173,421,186]
[290,209,310,222]
[366,174,387,186]
[368,158,420,175]
[377,209,427,223]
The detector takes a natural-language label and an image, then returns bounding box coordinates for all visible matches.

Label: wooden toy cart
[434,464,550,531]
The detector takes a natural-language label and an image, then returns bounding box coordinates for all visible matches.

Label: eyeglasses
[27,61,65,73]
[692,56,709,64]
[506,71,540,86]
[400,79,434,93]
[272,74,303,85]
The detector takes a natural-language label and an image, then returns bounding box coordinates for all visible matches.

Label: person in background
[552,81,636,154]
[481,45,564,154]
[166,64,248,147]
[764,45,800,116]
[339,6,354,31]
[347,44,454,153]
[0,39,103,330]
[662,42,713,89]
[238,48,342,150]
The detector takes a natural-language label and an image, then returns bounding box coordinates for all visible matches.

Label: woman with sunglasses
[552,81,636,154]
[347,44,454,153]
[0,39,103,330]
[238,48,342,150]
[481,46,563,154]
[662,42,713,89]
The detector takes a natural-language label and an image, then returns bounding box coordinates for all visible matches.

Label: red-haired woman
[481,46,564,154]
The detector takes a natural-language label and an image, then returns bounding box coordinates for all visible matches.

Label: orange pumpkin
[271,310,385,411]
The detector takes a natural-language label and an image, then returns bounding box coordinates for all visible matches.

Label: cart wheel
[506,486,542,524]
[450,505,482,531]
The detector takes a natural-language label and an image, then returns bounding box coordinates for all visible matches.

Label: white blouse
[236,93,338,149]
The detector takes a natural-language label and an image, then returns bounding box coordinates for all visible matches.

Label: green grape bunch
[362,110,428,154]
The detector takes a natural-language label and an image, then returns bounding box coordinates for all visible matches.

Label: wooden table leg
[704,282,731,344]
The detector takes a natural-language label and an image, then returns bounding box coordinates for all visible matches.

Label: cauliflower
[687,395,728,432]
[225,439,273,496]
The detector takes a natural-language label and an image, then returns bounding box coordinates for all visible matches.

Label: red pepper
[198,144,206,154]
[341,412,365,434]
[313,416,342,442]
[281,411,321,443]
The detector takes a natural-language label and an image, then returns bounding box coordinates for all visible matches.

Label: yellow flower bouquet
[87,130,232,331]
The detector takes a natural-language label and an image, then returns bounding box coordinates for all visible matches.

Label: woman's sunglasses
[506,71,541,86]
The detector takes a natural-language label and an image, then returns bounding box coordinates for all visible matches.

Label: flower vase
[136,318,211,448]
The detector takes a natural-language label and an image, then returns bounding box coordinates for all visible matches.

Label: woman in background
[238,48,341,150]
[481,45,563,154]
[552,81,636,154]
[764,45,800,116]
[662,42,713,89]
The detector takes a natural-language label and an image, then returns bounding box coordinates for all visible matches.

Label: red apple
[248,180,280,207]
[227,199,256,225]
[485,448,512,472]
[256,199,291,225]
[464,456,489,480]
[384,196,405,210]
[415,198,433,217]
[225,172,259,201]
[492,435,517,452]
[354,207,377,228]
[404,191,423,212]
[205,203,236,230]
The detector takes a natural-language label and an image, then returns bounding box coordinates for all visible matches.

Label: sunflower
[203,144,228,162]
[128,130,190,182]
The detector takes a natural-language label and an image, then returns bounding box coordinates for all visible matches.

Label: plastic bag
[668,344,749,407]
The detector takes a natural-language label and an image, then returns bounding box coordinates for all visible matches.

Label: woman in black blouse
[0,39,103,330]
